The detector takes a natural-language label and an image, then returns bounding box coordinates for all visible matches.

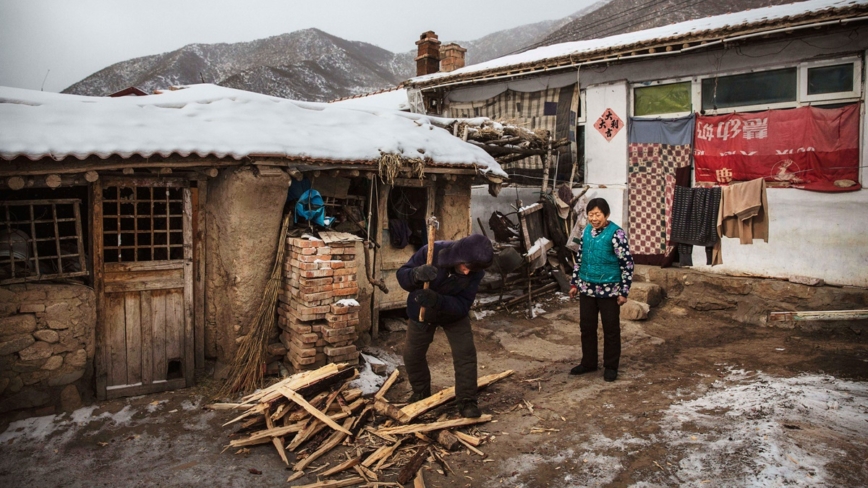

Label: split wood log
[294,417,354,471]
[453,431,481,447]
[342,388,362,403]
[373,438,404,471]
[376,415,493,436]
[414,469,426,488]
[374,368,399,401]
[373,399,409,424]
[362,438,403,468]
[279,387,352,435]
[289,476,365,488]
[122,168,135,174]
[365,426,397,444]
[319,455,362,478]
[397,445,430,485]
[349,406,373,439]
[457,437,485,457]
[435,430,461,451]
[286,470,306,483]
[398,370,514,423]
[264,406,290,466]
[84,170,99,182]
[353,463,377,482]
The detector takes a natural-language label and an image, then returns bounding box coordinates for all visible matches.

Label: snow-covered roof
[0,84,505,178]
[409,0,867,87]
[330,87,409,112]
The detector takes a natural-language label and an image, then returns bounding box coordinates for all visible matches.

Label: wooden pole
[418,216,439,322]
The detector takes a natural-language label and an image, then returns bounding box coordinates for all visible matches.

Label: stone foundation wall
[0,283,96,415]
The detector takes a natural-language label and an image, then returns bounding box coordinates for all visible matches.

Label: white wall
[691,189,868,287]
[584,81,629,186]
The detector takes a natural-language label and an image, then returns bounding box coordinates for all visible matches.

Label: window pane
[702,68,797,110]
[807,64,854,95]
[634,82,692,116]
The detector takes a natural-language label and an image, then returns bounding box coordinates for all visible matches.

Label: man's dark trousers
[578,295,621,371]
[404,316,477,400]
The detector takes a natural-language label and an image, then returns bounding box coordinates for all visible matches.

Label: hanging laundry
[670,186,721,266]
[713,178,769,265]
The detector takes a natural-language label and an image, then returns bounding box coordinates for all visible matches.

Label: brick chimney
[439,43,467,73]
[415,31,441,76]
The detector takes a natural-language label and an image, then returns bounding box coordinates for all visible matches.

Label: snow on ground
[472,310,495,321]
[350,348,404,396]
[0,404,142,448]
[497,367,868,487]
[530,303,547,318]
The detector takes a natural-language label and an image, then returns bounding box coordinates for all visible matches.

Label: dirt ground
[1,280,867,487]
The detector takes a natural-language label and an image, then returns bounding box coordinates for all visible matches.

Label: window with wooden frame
[0,199,88,284]
[102,186,185,263]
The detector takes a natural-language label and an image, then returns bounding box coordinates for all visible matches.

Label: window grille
[102,186,185,263]
[0,199,88,284]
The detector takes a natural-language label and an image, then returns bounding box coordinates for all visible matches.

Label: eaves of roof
[407,4,868,90]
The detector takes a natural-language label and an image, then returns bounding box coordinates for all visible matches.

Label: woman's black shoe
[569,365,597,375]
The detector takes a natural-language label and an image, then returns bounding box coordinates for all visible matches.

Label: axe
[418,215,440,322]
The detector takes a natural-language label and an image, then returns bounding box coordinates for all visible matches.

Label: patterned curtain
[447,85,579,182]
[627,115,695,265]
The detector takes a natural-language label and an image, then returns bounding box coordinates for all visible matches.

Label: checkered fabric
[447,86,579,172]
[628,143,691,256]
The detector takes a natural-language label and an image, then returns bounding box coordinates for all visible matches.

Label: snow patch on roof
[412,0,865,83]
[0,84,506,178]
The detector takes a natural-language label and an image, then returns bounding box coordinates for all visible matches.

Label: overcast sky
[0,0,597,93]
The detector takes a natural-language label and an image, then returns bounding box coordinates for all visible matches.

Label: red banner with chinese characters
[694,104,859,185]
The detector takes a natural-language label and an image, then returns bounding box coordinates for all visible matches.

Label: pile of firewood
[213,362,514,487]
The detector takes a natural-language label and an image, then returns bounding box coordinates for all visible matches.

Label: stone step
[630,282,664,307]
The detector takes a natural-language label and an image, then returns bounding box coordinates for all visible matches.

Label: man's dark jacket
[397,240,486,324]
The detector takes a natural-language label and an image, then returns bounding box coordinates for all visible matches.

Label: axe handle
[418,223,437,321]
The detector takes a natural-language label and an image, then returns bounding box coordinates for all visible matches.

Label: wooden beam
[374,370,399,401]
[375,415,493,436]
[768,309,868,322]
[399,370,514,423]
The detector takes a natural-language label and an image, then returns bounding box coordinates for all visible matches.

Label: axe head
[427,215,440,230]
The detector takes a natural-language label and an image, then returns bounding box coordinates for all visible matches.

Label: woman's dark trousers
[579,295,621,371]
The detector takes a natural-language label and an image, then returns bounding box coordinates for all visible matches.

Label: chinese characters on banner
[595,108,623,142]
[694,104,859,184]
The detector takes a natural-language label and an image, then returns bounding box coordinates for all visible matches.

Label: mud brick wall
[277,237,361,371]
[0,283,96,415]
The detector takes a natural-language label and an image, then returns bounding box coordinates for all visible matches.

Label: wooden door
[94,179,194,400]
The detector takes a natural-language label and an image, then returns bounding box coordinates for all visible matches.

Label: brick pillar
[440,43,466,73]
[278,236,361,371]
[415,31,441,76]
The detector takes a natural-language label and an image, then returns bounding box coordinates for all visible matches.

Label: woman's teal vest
[579,223,622,284]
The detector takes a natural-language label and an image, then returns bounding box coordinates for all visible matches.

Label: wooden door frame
[92,177,199,400]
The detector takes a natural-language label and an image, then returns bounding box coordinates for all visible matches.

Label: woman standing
[568,198,634,382]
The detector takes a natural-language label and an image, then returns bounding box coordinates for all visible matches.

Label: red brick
[326,312,359,322]
[333,268,357,276]
[299,276,334,287]
[333,287,359,297]
[289,238,325,248]
[330,302,361,314]
[301,269,334,278]
[288,322,312,334]
[324,345,357,357]
[289,343,316,358]
[315,247,332,255]
[333,275,357,283]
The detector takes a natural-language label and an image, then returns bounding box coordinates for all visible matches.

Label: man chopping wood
[397,233,493,418]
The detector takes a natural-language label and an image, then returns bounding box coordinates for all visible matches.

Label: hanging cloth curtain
[627,114,694,266]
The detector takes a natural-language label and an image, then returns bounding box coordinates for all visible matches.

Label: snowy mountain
[63,1,777,101]
[63,18,575,101]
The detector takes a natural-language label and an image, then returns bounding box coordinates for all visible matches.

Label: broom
[218,213,291,398]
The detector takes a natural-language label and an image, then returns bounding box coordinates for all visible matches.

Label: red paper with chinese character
[694,104,859,184]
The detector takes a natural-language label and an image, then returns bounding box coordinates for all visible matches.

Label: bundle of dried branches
[217,213,291,397]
